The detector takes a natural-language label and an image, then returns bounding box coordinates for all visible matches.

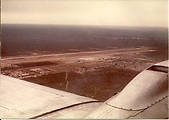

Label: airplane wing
[0,75,102,119]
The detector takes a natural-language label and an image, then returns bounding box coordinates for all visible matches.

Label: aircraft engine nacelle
[85,60,168,119]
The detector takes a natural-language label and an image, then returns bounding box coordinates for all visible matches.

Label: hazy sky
[1,0,168,27]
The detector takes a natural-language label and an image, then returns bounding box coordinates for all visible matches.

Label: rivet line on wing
[106,95,168,111]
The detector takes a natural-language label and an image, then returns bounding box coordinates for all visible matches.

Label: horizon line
[1,23,168,28]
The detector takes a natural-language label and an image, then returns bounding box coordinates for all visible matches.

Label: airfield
[1,47,165,100]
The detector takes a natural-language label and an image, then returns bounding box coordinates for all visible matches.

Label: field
[1,25,168,100]
[2,47,166,100]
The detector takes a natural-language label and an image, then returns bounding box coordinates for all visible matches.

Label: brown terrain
[1,47,165,101]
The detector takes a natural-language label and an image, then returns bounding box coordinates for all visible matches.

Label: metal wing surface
[0,75,102,119]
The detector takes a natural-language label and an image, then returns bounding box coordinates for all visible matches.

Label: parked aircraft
[0,60,168,119]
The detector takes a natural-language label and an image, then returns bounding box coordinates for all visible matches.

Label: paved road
[1,47,155,61]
